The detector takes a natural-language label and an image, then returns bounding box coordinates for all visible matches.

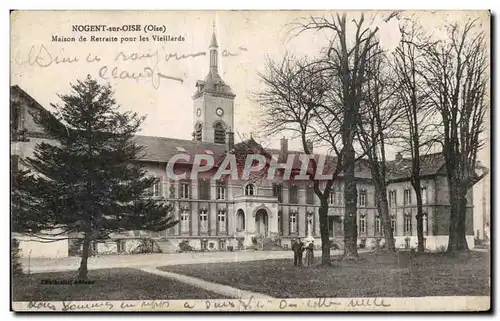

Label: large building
[11,32,477,258]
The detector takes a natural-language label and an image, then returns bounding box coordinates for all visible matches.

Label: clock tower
[192,25,235,144]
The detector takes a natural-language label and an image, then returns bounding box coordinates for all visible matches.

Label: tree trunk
[343,146,358,259]
[78,233,92,280]
[375,187,395,251]
[455,195,469,250]
[447,199,459,253]
[413,182,425,252]
[319,199,331,265]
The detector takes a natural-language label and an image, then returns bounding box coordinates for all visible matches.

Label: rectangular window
[153,177,160,197]
[375,216,381,234]
[421,187,427,204]
[404,214,412,233]
[404,189,411,206]
[289,185,298,204]
[272,183,283,203]
[198,179,210,200]
[359,215,366,234]
[423,213,428,235]
[200,239,208,250]
[328,216,334,236]
[306,185,315,204]
[180,181,190,199]
[329,192,334,205]
[359,189,367,207]
[199,209,208,232]
[290,212,297,233]
[217,209,226,232]
[216,181,226,200]
[391,218,396,234]
[389,190,397,207]
[277,211,282,235]
[146,176,160,197]
[218,239,226,250]
[180,209,190,232]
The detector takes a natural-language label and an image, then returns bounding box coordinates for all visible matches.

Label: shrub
[330,240,342,250]
[359,238,367,249]
[178,240,194,252]
[12,238,23,277]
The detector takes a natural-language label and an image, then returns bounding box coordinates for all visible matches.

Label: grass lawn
[158,251,490,298]
[12,268,225,301]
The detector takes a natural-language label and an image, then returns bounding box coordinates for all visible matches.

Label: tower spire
[210,21,218,48]
[209,21,218,72]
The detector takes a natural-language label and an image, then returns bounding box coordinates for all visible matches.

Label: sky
[10,10,490,167]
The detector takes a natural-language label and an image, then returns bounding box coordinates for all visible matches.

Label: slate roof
[386,153,446,181]
[12,85,447,181]
[133,135,227,164]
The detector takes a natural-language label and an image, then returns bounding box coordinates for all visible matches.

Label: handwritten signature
[346,298,391,308]
[62,296,114,311]
[14,45,247,89]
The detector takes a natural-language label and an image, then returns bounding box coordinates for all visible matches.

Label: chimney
[305,140,313,154]
[226,131,234,151]
[279,137,288,162]
[395,152,403,161]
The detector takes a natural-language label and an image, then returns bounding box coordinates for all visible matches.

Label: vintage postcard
[10,10,490,312]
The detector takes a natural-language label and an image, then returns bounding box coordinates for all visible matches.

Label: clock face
[216,108,224,116]
[196,108,201,117]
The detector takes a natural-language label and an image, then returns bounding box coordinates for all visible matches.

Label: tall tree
[256,55,344,265]
[421,20,489,252]
[295,13,380,258]
[356,43,399,252]
[14,76,178,279]
[392,19,436,252]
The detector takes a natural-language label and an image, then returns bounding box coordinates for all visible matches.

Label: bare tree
[255,54,344,265]
[392,19,437,252]
[293,12,380,259]
[421,19,489,252]
[356,43,399,252]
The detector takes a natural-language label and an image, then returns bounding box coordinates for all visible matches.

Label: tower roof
[210,31,218,48]
[193,27,235,99]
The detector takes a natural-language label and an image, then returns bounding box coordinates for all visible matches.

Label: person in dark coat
[292,238,305,266]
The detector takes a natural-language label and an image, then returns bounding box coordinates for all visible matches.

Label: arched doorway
[255,208,269,237]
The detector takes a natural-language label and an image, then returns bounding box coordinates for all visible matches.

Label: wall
[14,231,68,258]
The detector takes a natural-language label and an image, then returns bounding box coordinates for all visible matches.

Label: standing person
[292,238,305,266]
[305,242,314,266]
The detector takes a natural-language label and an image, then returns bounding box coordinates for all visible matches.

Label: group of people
[291,238,315,267]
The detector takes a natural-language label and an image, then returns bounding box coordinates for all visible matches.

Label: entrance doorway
[255,209,269,237]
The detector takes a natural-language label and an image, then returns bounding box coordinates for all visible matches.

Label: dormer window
[245,184,255,196]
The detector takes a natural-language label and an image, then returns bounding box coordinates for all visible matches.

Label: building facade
[10,32,476,258]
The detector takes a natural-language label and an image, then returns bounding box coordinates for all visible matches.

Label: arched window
[214,122,226,144]
[236,209,245,230]
[245,184,255,196]
[423,213,428,235]
[194,122,202,142]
